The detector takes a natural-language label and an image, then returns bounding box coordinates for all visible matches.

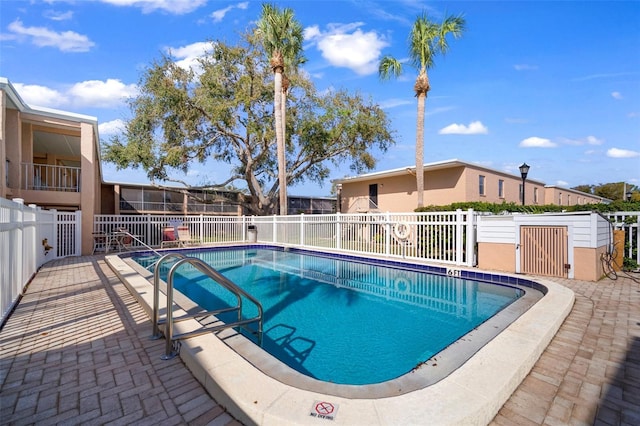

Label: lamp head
[519,162,530,179]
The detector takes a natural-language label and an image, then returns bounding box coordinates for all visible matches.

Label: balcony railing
[22,163,81,192]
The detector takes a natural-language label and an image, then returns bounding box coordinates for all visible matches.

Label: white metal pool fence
[93,210,476,266]
[2,199,639,326]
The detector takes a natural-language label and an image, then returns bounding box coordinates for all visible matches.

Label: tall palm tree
[379,13,465,208]
[257,3,304,216]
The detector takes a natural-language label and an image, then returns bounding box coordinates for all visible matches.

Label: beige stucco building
[1,77,102,255]
[335,159,608,213]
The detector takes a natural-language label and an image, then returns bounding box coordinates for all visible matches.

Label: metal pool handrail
[152,253,187,339]
[151,254,264,360]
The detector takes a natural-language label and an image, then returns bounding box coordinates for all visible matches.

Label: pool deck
[1,255,639,425]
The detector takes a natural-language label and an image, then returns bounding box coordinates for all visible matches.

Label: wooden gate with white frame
[519,225,569,278]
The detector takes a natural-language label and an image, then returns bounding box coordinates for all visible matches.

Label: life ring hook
[393,222,411,241]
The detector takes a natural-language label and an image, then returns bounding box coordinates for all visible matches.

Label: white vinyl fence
[1,198,81,325]
[94,211,639,268]
[251,210,476,266]
[605,212,640,267]
[93,214,251,248]
[4,206,638,326]
[94,210,477,266]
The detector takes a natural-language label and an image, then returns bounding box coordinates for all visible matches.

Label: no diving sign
[310,400,339,421]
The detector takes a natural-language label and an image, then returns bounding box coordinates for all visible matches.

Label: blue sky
[1,0,639,196]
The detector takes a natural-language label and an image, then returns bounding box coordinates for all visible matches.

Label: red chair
[161,226,179,248]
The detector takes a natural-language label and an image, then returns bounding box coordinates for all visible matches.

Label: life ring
[393,222,411,240]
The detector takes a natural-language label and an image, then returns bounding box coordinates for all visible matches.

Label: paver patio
[1,256,639,425]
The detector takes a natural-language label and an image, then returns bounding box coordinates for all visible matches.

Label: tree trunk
[274,69,287,215]
[414,70,430,209]
[415,91,426,208]
[281,86,287,156]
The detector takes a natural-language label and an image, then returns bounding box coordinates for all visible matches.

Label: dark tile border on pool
[125,243,547,294]
[123,243,546,399]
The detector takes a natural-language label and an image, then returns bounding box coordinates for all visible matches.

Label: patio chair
[92,232,107,254]
[177,225,201,247]
[161,226,180,248]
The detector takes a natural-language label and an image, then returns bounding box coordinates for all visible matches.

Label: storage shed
[476,212,614,281]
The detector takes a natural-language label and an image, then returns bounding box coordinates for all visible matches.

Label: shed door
[520,226,569,278]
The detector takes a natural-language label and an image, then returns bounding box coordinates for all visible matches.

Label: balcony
[22,163,81,192]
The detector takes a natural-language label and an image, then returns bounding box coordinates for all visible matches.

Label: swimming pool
[133,246,542,388]
[111,245,573,425]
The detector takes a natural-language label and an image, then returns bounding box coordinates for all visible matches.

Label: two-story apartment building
[1,77,102,255]
[335,159,609,213]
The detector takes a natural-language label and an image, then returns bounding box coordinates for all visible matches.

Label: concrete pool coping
[106,250,575,425]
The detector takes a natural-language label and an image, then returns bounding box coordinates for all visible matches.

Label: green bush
[415,200,640,214]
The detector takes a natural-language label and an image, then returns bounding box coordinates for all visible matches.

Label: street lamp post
[519,162,530,206]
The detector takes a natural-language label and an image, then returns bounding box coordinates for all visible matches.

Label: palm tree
[257,3,304,216]
[379,12,465,208]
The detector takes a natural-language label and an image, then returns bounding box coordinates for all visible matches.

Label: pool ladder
[151,253,264,360]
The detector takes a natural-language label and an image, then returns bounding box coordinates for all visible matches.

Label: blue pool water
[136,247,524,385]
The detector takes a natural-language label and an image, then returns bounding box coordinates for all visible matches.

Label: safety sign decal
[309,400,338,421]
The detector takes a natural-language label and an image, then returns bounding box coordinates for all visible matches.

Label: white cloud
[304,23,388,76]
[13,83,67,107]
[99,0,208,14]
[519,136,557,148]
[167,41,213,73]
[210,2,248,22]
[379,98,413,109]
[606,148,640,158]
[439,121,488,135]
[7,19,95,52]
[99,119,126,136]
[556,180,569,187]
[586,136,603,145]
[44,10,74,21]
[561,135,604,146]
[304,25,322,40]
[513,64,538,71]
[14,80,137,109]
[611,91,623,100]
[68,79,138,108]
[425,106,455,116]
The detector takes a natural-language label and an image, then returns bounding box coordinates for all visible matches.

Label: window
[519,184,523,203]
[479,175,486,196]
[498,179,504,198]
[534,187,539,204]
[558,193,563,205]
[5,159,8,186]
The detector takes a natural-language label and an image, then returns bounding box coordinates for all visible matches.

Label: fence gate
[520,225,569,278]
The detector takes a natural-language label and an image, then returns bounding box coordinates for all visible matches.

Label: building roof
[333,158,610,203]
[0,77,98,124]
[333,158,546,185]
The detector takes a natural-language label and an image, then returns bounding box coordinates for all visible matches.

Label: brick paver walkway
[492,274,640,426]
[1,256,639,425]
[0,256,240,426]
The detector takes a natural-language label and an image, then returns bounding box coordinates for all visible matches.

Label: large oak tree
[103,33,394,215]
